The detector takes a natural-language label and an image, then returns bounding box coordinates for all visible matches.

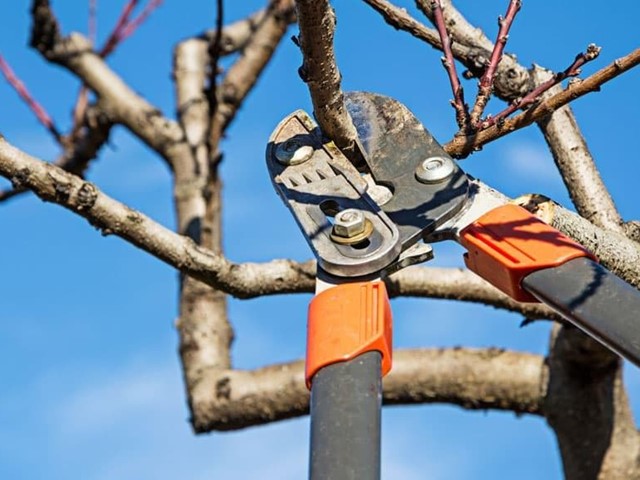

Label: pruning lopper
[265,92,640,480]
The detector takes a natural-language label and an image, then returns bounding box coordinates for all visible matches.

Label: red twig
[118,0,163,43]
[469,0,521,128]
[482,44,602,130]
[99,0,139,57]
[0,54,62,143]
[73,0,162,134]
[431,0,469,131]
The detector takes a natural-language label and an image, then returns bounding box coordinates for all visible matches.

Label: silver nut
[275,139,314,165]
[415,156,455,184]
[333,209,366,238]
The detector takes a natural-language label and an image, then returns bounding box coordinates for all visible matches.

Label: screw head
[415,156,455,184]
[275,139,314,165]
[333,209,366,238]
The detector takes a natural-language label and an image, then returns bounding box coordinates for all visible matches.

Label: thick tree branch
[0,103,112,202]
[363,0,441,45]
[30,3,187,167]
[295,0,366,167]
[0,136,316,297]
[3,135,639,307]
[543,324,640,480]
[174,32,233,425]
[189,347,545,432]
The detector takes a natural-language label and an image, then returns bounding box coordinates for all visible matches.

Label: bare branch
[99,0,139,57]
[371,0,530,101]
[431,0,469,130]
[4,134,639,306]
[31,32,188,167]
[174,26,231,429]
[444,47,640,158]
[469,0,521,128]
[0,103,112,202]
[117,0,163,44]
[0,136,316,296]
[544,324,640,480]
[189,347,545,432]
[484,44,601,130]
[295,0,366,167]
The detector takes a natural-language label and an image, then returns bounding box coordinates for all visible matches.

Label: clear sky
[1,1,639,479]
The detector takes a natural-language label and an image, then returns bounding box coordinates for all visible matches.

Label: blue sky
[1,1,639,478]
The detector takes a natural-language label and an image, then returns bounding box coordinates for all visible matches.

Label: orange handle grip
[460,204,595,302]
[306,281,392,389]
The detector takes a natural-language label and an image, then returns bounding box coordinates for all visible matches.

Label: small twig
[99,0,138,57]
[118,0,163,42]
[0,53,62,143]
[444,46,639,157]
[469,0,521,128]
[482,44,601,130]
[431,0,469,130]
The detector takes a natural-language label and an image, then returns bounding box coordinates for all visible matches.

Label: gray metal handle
[309,351,382,480]
[522,257,640,367]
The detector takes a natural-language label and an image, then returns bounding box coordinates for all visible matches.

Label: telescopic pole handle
[309,351,382,480]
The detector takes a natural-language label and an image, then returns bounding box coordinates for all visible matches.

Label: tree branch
[444,47,640,158]
[295,0,366,167]
[469,0,521,128]
[30,1,188,167]
[0,103,113,202]
[543,324,640,480]
[4,133,639,307]
[189,347,545,432]
[431,0,469,130]
[413,0,531,102]
[0,136,316,296]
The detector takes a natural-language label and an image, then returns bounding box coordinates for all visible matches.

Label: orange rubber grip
[306,281,392,389]
[460,204,595,302]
